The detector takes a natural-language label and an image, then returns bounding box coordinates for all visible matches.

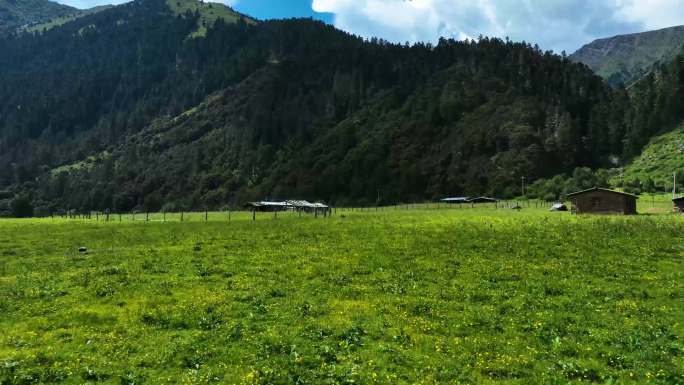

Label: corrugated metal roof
[248,200,330,208]
[441,197,469,202]
[567,187,639,199]
[467,197,499,202]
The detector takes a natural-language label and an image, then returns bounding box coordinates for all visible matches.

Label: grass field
[1,207,683,384]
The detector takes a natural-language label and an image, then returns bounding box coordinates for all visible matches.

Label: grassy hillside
[0,0,79,34]
[0,208,682,383]
[166,0,255,37]
[22,0,252,35]
[22,5,111,33]
[571,25,684,87]
[621,122,684,189]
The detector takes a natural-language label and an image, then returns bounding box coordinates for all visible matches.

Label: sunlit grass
[166,0,255,39]
[1,207,683,384]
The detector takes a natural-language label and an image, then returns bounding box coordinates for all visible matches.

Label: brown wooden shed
[567,187,638,215]
[673,197,684,212]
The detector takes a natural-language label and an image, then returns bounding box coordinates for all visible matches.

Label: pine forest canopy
[0,0,683,215]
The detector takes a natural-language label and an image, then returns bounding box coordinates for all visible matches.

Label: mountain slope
[3,15,620,212]
[0,0,80,34]
[571,25,684,87]
[0,0,682,214]
[620,121,684,189]
[620,52,684,157]
[166,0,255,37]
[22,4,112,33]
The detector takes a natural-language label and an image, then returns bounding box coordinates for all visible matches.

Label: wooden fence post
[252,209,256,221]
[181,211,184,222]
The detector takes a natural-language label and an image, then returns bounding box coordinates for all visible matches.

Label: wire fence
[41,199,563,222]
[30,194,681,223]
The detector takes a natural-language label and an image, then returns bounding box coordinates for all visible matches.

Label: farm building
[567,188,638,215]
[244,201,291,212]
[673,197,684,212]
[286,200,330,214]
[245,200,330,214]
[440,197,470,204]
[468,197,499,204]
[439,196,499,205]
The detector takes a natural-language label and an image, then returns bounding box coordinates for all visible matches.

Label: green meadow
[1,207,683,384]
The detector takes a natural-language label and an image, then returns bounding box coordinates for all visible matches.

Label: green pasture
[0,207,683,384]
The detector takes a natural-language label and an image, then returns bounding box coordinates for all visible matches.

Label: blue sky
[53,0,684,53]
[227,0,333,24]
[55,0,333,23]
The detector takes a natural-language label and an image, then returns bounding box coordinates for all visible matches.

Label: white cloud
[54,0,684,52]
[617,0,684,30]
[313,0,684,53]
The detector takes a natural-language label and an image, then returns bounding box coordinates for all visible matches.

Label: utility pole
[521,176,526,198]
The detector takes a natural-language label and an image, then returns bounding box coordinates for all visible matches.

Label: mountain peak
[571,25,684,87]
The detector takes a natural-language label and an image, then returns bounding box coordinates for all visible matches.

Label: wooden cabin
[673,197,684,212]
[567,188,637,215]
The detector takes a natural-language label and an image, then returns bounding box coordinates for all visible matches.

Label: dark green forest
[1,0,683,215]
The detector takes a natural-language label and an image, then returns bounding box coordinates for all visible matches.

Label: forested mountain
[0,0,682,215]
[0,0,80,34]
[622,52,684,157]
[571,25,684,87]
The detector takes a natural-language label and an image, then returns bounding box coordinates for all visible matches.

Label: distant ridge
[571,25,684,87]
[0,0,80,34]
